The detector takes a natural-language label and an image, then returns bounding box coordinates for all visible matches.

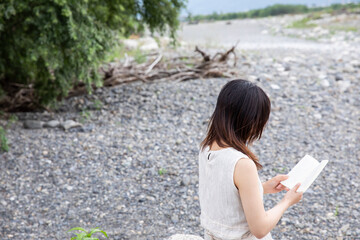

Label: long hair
[201,79,271,169]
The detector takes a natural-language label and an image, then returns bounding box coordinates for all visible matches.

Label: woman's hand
[263,175,290,194]
[282,183,303,207]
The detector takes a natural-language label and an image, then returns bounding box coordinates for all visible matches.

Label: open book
[281,155,328,193]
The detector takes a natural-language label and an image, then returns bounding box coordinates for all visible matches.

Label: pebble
[270,84,280,90]
[181,175,191,186]
[335,74,343,81]
[320,79,330,87]
[314,113,322,119]
[171,214,179,223]
[340,224,350,233]
[336,80,351,92]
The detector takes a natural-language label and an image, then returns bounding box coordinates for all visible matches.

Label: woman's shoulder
[234,157,256,170]
[227,147,250,160]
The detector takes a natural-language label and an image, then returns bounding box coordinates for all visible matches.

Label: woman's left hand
[262,175,290,194]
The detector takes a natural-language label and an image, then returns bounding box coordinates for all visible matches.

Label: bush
[67,227,108,240]
[191,3,360,22]
[0,0,184,110]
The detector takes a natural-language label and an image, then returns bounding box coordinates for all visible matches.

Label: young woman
[199,79,303,240]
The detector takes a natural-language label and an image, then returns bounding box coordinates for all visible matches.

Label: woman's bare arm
[234,158,303,239]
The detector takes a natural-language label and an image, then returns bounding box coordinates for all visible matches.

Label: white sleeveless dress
[198,146,273,240]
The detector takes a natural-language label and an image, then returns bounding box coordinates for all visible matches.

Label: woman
[199,79,303,240]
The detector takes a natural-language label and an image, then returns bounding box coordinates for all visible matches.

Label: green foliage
[133,49,147,64]
[288,17,317,29]
[0,126,8,152]
[192,4,309,21]
[334,205,339,216]
[0,0,185,108]
[104,44,147,63]
[0,114,19,152]
[191,3,360,22]
[272,167,287,173]
[80,110,91,123]
[158,168,166,176]
[92,99,103,110]
[329,25,358,32]
[7,114,18,127]
[67,227,108,240]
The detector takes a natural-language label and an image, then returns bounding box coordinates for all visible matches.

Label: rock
[336,80,351,92]
[340,224,350,233]
[314,113,322,119]
[270,84,280,90]
[343,64,355,73]
[350,59,360,68]
[158,36,171,48]
[171,214,179,223]
[122,39,139,49]
[44,120,60,128]
[168,234,203,240]
[139,37,159,51]
[181,175,191,186]
[335,74,343,81]
[61,120,82,131]
[318,73,327,79]
[23,120,44,129]
[320,79,330,87]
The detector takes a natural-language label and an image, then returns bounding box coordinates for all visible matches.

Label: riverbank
[1,13,360,240]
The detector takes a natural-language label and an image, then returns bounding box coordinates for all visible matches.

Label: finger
[292,183,301,192]
[276,175,289,180]
[276,183,286,190]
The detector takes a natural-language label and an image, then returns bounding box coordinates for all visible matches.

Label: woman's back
[199,80,302,239]
[199,146,266,240]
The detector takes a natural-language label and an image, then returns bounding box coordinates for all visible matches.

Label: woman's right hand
[282,183,303,207]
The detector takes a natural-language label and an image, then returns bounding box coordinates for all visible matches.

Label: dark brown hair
[201,79,271,169]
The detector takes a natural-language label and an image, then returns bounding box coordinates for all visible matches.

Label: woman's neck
[210,141,229,151]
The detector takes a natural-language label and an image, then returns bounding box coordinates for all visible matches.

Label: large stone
[122,39,139,49]
[23,120,44,129]
[61,120,82,131]
[168,234,203,240]
[44,120,60,128]
[139,37,159,51]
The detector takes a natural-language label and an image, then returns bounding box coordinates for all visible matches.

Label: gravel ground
[1,33,360,240]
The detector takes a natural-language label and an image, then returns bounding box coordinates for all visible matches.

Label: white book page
[298,160,328,192]
[281,155,320,190]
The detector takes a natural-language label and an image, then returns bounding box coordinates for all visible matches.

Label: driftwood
[97,45,239,91]
[1,45,239,111]
[0,83,40,112]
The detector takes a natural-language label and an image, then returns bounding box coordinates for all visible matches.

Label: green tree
[0,0,185,110]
